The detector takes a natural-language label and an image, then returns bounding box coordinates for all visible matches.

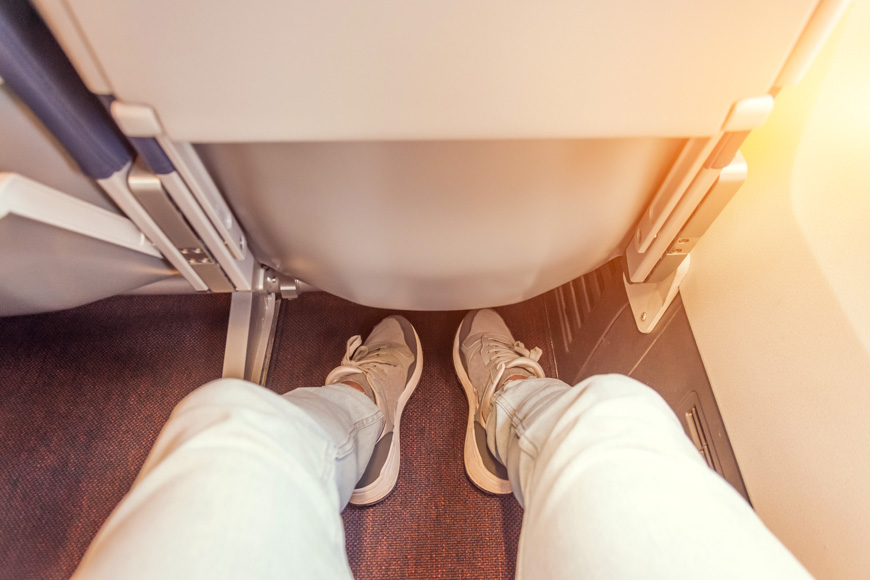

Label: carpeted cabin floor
[0,291,557,579]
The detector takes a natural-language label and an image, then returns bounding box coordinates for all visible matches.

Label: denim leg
[73,378,383,580]
[487,374,812,580]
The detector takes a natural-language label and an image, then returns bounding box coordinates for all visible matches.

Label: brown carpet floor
[0,294,231,580]
[0,291,556,580]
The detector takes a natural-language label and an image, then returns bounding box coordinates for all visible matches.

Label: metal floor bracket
[623,256,691,334]
[222,291,281,385]
[222,267,312,385]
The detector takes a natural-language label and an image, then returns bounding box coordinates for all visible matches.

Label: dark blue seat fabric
[0,0,133,180]
[128,136,176,176]
[91,94,175,176]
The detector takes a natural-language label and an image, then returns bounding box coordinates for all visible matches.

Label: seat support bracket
[624,256,690,334]
[221,267,313,386]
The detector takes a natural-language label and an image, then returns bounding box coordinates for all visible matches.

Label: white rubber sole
[452,327,512,495]
[349,326,423,506]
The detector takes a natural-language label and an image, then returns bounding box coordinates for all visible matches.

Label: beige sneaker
[452,309,544,494]
[326,315,422,505]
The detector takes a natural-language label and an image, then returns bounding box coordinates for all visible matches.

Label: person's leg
[73,315,421,580]
[72,379,378,580]
[454,309,812,580]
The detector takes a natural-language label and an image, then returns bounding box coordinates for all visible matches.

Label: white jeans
[72,375,811,579]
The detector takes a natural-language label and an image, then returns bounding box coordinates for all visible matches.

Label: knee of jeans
[575,374,666,407]
[579,374,675,418]
[174,378,268,415]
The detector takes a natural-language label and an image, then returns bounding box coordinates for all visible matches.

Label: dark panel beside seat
[545,259,749,501]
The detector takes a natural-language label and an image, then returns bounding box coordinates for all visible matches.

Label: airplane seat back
[30,0,841,310]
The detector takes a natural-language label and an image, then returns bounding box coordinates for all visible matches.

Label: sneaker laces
[325,335,402,406]
[471,334,545,425]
